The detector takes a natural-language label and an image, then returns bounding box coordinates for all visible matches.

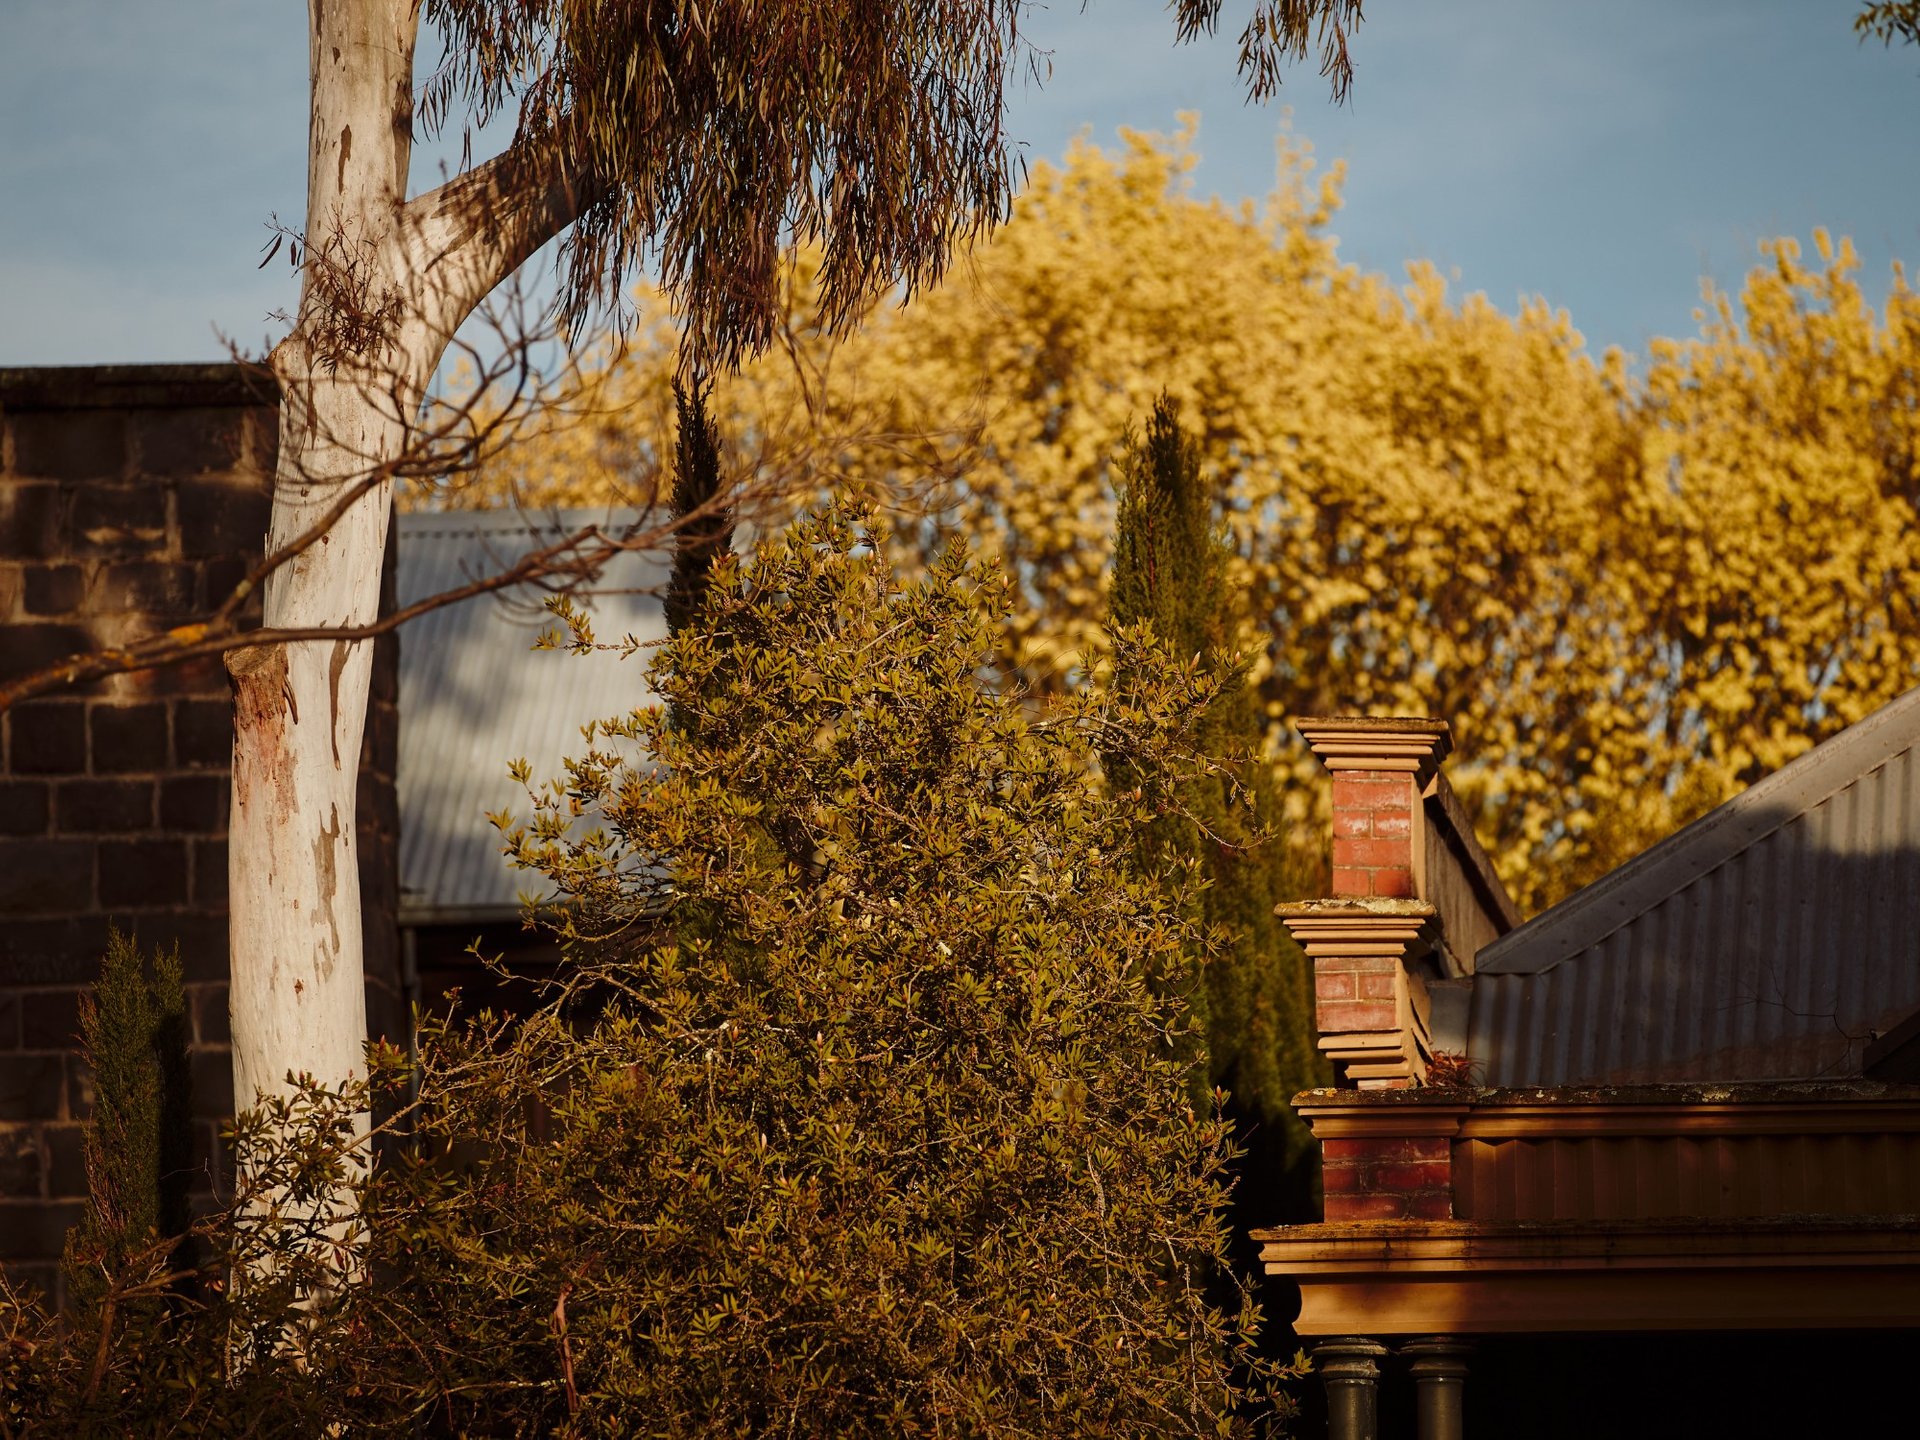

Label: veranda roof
[1469,687,1920,1087]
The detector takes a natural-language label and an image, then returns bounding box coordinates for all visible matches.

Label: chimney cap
[1294,715,1453,785]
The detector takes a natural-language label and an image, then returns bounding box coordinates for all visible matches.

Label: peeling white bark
[227,4,591,1225]
[226,0,421,1224]
[228,358,404,1121]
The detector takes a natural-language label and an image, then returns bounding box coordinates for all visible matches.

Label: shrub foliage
[336,505,1288,1433]
[62,929,194,1315]
[2,932,370,1435]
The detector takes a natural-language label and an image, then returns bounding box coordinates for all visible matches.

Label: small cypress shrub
[665,376,735,741]
[3,930,348,1434]
[62,928,193,1315]
[663,377,735,643]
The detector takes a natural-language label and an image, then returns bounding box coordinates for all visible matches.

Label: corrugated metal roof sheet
[395,510,668,923]
[1468,686,1920,1086]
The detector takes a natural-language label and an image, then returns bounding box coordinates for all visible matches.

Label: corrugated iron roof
[1468,686,1920,1086]
[395,509,668,923]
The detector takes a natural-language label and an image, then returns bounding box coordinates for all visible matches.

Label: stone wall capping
[1292,1101,1474,1139]
[1278,898,1438,918]
[1295,715,1454,737]
[0,364,278,413]
[1278,902,1438,950]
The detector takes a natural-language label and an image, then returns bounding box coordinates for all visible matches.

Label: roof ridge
[1476,684,1920,976]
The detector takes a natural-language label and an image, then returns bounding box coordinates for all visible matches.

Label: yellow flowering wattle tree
[436,125,1920,917]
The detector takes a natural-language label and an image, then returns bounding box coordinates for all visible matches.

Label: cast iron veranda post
[1314,1336,1389,1440]
[1403,1336,1471,1440]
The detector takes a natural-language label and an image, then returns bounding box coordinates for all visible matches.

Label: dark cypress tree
[62,929,193,1310]
[1111,395,1327,1220]
[663,378,734,744]
[664,378,734,643]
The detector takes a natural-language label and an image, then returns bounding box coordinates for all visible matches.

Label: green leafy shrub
[326,504,1295,1434]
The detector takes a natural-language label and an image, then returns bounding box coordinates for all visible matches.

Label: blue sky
[1,1,1915,366]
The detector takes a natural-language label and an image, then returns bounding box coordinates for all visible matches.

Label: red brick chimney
[1301,717,1451,900]
[1279,718,1453,1091]
[1273,716,1522,1222]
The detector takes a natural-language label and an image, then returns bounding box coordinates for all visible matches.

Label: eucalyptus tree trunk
[227,2,421,1149]
[226,364,410,1126]
[227,1,579,1197]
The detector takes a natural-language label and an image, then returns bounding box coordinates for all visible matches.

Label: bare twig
[552,1283,579,1416]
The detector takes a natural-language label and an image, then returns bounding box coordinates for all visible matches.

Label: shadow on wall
[1461,1328,1914,1440]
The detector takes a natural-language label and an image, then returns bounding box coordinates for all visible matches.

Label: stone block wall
[0,364,399,1304]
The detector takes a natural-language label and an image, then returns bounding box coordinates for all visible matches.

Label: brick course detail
[1322,768,1421,898]
[1320,1134,1454,1221]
